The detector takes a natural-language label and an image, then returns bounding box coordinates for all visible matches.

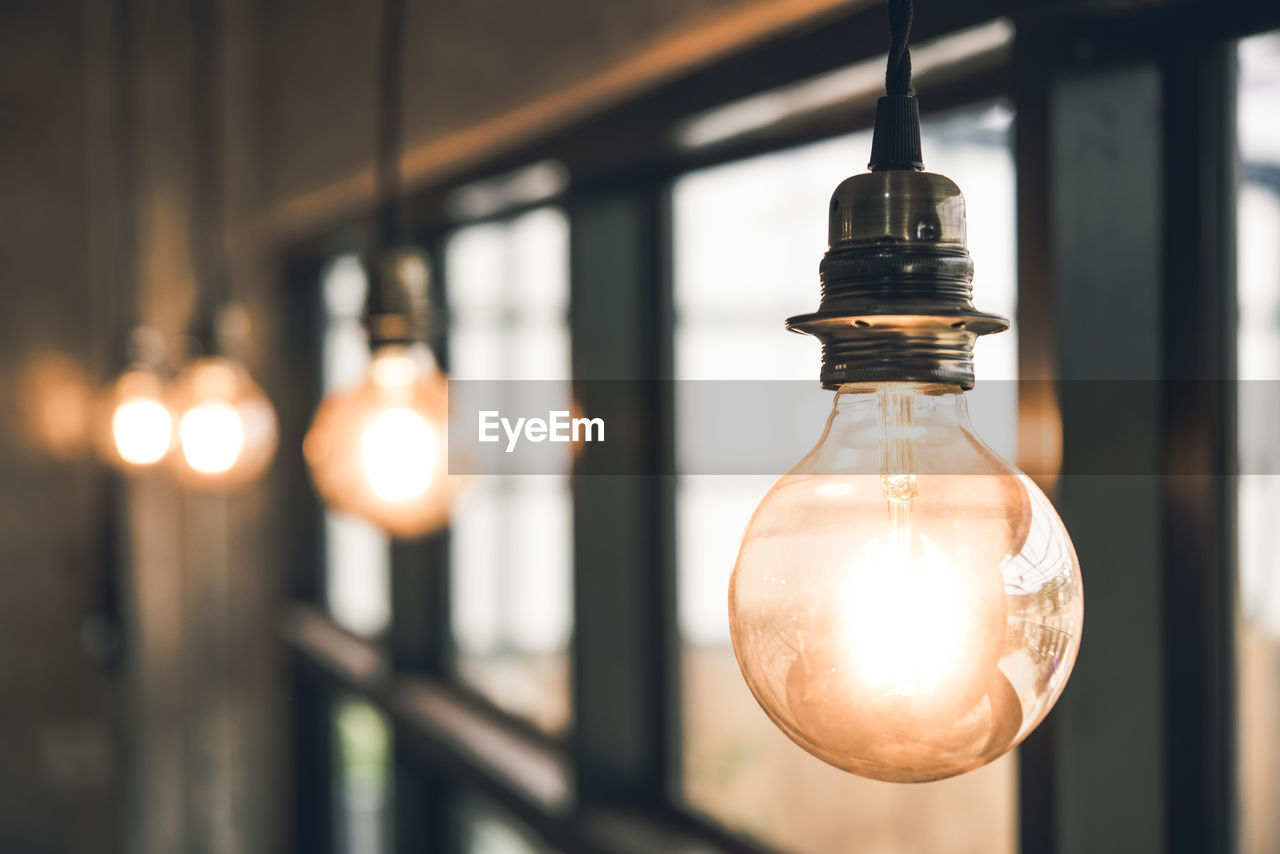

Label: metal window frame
[277,2,1280,852]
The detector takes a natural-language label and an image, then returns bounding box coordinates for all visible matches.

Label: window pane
[453,790,560,854]
[674,103,1018,853]
[331,695,392,854]
[446,208,573,735]
[1236,30,1280,854]
[321,255,391,637]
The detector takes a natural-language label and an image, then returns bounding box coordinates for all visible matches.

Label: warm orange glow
[839,534,974,698]
[730,383,1081,783]
[305,345,456,538]
[169,357,277,490]
[97,366,172,470]
[360,407,437,502]
[179,401,244,474]
[24,352,93,460]
[112,397,173,465]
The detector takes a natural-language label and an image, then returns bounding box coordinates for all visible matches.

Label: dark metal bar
[389,536,449,674]
[1009,11,1060,853]
[389,533,451,853]
[392,744,452,854]
[289,662,335,854]
[280,255,331,854]
[1158,34,1237,854]
[1048,57,1168,854]
[568,187,672,807]
[281,256,328,604]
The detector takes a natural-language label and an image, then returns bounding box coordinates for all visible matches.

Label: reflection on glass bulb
[168,357,278,490]
[305,345,455,538]
[730,383,1081,783]
[180,401,245,474]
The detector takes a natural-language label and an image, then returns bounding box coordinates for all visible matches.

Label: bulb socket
[365,246,433,348]
[788,170,1007,390]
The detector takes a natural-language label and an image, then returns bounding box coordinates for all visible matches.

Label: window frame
[441,204,577,742]
[277,2,1280,852]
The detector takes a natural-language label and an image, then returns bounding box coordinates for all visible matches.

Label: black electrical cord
[365,0,427,347]
[110,0,140,368]
[885,0,914,97]
[373,0,407,249]
[188,0,230,351]
[868,0,923,172]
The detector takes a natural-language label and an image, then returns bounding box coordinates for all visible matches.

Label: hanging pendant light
[728,0,1082,783]
[304,249,454,537]
[170,347,278,490]
[303,0,455,538]
[169,0,277,491]
[99,328,174,470]
[96,8,173,474]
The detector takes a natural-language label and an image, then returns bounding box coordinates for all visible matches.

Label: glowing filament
[180,401,245,474]
[360,407,437,501]
[840,534,968,697]
[112,398,172,465]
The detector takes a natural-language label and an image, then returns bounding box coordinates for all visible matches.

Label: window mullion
[568,185,673,808]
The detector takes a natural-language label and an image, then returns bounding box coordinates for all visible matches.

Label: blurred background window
[453,790,560,854]
[1236,29,1280,854]
[321,254,392,638]
[672,102,1018,853]
[332,695,392,854]
[445,207,574,734]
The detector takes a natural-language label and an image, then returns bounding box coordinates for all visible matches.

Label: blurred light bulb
[180,400,244,474]
[98,366,173,470]
[169,357,277,490]
[361,407,436,501]
[114,398,172,465]
[730,383,1081,783]
[305,345,455,538]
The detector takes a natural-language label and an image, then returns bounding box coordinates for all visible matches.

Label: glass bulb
[304,344,455,538]
[729,382,1082,783]
[99,367,173,469]
[180,400,245,474]
[169,357,277,490]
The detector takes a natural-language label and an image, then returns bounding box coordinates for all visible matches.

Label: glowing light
[370,351,417,389]
[180,401,245,474]
[840,534,968,697]
[361,407,437,501]
[112,398,172,465]
[168,357,277,490]
[304,344,456,538]
[730,384,1081,783]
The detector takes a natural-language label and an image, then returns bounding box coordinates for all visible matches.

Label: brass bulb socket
[365,246,433,347]
[789,170,1007,390]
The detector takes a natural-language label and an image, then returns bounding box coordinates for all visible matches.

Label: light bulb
[115,397,173,465]
[180,400,245,474]
[730,383,1081,782]
[728,104,1083,783]
[99,367,173,468]
[169,357,277,490]
[361,408,436,501]
[304,344,454,538]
